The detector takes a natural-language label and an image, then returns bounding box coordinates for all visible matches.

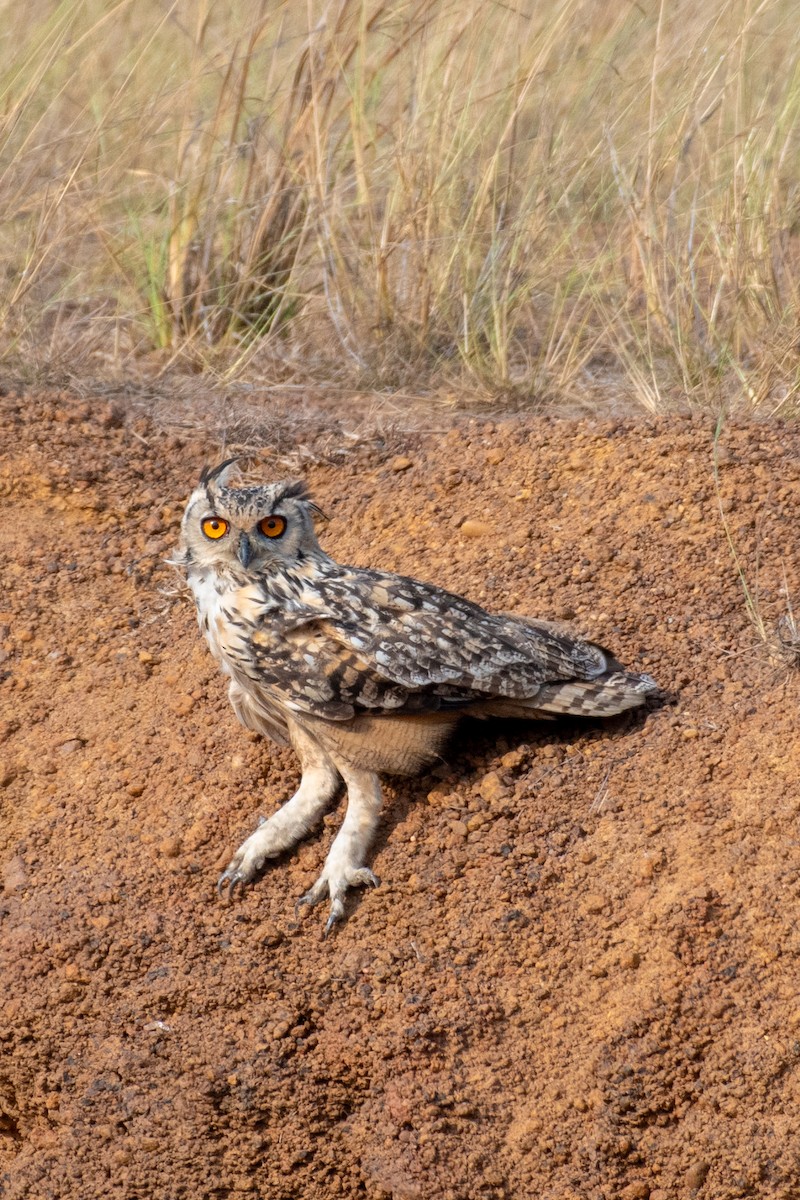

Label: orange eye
[259,514,287,539]
[201,517,229,540]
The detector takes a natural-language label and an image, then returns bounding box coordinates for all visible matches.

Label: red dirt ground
[1,386,799,1199]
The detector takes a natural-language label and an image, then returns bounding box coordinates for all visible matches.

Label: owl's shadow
[353,699,664,918]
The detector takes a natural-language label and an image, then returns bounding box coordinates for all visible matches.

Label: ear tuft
[199,457,242,487]
[277,480,311,503]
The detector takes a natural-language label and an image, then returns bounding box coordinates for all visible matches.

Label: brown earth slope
[1,388,799,1200]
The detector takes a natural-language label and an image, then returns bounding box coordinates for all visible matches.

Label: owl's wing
[241,565,610,722]
[323,568,610,698]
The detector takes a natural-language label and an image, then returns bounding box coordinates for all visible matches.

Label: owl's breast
[186,570,238,663]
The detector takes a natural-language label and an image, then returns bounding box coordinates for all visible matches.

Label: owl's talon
[296,878,327,912]
[323,899,345,938]
[217,870,247,900]
[354,868,380,890]
[295,865,380,931]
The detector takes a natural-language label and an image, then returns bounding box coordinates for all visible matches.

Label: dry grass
[1,0,800,410]
[714,412,800,671]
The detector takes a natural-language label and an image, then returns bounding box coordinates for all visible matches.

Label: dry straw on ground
[1,0,799,410]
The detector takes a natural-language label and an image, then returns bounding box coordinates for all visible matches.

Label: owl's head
[175,459,325,573]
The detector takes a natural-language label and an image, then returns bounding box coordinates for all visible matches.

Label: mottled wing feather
[236,563,612,722]
[320,567,610,689]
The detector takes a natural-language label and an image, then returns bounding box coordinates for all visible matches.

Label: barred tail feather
[531,672,660,717]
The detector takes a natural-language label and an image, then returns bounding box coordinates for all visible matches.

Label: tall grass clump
[1,0,800,410]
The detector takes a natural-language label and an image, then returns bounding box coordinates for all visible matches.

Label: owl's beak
[237,534,253,568]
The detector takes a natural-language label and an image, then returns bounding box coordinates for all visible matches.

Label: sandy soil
[1,386,799,1199]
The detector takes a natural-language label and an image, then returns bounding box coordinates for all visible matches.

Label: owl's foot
[296,866,380,936]
[217,815,270,898]
[216,747,341,902]
[295,764,383,934]
[295,763,383,934]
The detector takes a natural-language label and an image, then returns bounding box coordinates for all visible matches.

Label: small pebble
[58,739,84,755]
[460,519,494,538]
[480,772,508,806]
[640,854,659,880]
[158,836,183,859]
[425,786,450,806]
[2,855,27,894]
[686,1160,710,1189]
[620,1184,649,1200]
[254,921,283,947]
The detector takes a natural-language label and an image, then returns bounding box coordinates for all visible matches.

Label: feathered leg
[297,759,382,935]
[217,723,340,898]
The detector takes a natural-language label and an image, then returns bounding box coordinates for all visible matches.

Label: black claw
[323,913,339,940]
[217,873,247,901]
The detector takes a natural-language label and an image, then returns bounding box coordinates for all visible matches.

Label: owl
[174,459,659,934]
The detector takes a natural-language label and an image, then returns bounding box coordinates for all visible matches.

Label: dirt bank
[1,387,799,1199]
